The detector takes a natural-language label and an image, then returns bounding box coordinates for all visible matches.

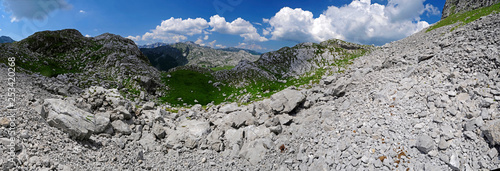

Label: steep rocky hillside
[0,29,162,98]
[140,42,260,71]
[442,0,500,18]
[140,45,188,72]
[0,36,14,43]
[215,39,371,85]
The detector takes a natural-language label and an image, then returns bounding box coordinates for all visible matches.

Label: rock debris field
[1,13,500,171]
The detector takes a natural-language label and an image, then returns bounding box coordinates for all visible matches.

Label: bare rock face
[482,120,500,145]
[442,0,500,19]
[269,89,306,114]
[39,99,95,140]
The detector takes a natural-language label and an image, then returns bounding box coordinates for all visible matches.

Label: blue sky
[0,0,445,52]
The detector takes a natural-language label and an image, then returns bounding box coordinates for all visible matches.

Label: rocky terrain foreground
[1,10,500,171]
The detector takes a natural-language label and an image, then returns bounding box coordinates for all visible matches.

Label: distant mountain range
[139,42,260,71]
[218,47,262,55]
[0,36,14,43]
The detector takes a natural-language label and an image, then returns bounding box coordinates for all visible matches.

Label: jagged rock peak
[442,0,500,19]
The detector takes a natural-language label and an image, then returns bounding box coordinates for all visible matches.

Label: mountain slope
[442,0,500,19]
[214,39,371,85]
[0,36,14,43]
[140,42,260,71]
[140,45,188,72]
[0,29,161,96]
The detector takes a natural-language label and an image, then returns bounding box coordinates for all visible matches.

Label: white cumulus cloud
[209,15,268,42]
[130,15,268,44]
[79,10,86,14]
[128,17,207,43]
[2,0,72,22]
[266,0,439,45]
[154,17,209,36]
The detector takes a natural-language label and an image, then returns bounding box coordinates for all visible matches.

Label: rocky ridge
[0,29,162,99]
[0,9,500,171]
[442,0,500,19]
[140,42,260,71]
[0,36,14,44]
[214,39,371,86]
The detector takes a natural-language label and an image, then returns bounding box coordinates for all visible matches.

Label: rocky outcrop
[38,99,95,140]
[442,0,500,19]
[214,39,372,86]
[0,29,162,97]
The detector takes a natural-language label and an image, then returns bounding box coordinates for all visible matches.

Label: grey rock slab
[456,93,470,102]
[111,120,132,135]
[152,123,166,139]
[269,125,283,134]
[142,101,155,110]
[438,137,451,150]
[39,99,95,140]
[142,109,163,122]
[492,90,500,96]
[219,102,240,114]
[94,112,111,133]
[463,131,478,141]
[482,119,500,145]
[223,111,255,128]
[277,114,293,125]
[243,125,271,141]
[449,153,460,170]
[416,134,435,154]
[322,76,336,85]
[139,132,157,151]
[488,148,498,159]
[239,138,272,165]
[168,120,211,149]
[178,120,211,137]
[206,129,224,152]
[114,106,132,120]
[480,98,495,108]
[269,89,305,113]
[225,128,244,146]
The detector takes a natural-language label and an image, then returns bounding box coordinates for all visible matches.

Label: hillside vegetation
[427,2,500,32]
[160,39,371,106]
